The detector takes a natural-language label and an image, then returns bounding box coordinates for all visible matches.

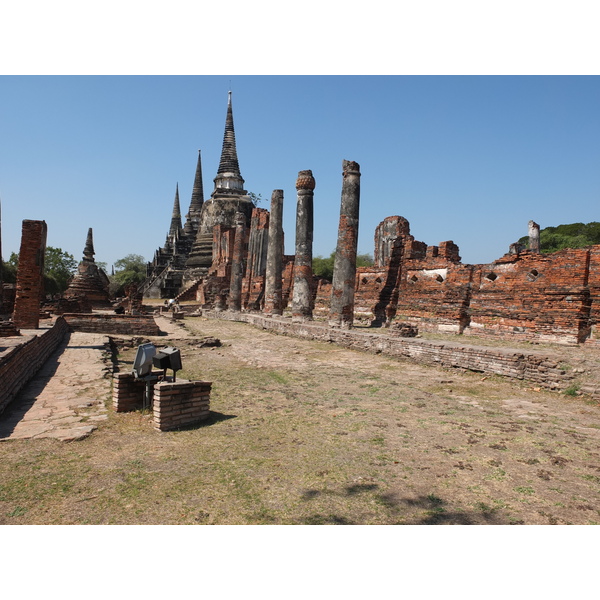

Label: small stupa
[64,228,110,307]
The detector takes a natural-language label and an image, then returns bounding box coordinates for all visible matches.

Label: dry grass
[1,316,599,524]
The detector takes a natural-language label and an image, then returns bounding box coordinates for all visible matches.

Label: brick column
[264,189,284,316]
[13,220,47,329]
[292,170,316,322]
[329,160,361,328]
[229,211,247,311]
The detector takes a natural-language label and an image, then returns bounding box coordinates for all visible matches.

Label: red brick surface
[13,220,47,329]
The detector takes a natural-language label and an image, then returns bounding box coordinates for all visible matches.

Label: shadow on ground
[299,484,509,525]
[174,411,237,431]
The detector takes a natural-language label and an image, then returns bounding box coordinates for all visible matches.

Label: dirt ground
[1,314,599,524]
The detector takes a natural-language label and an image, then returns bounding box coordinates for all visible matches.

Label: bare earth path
[0,314,599,524]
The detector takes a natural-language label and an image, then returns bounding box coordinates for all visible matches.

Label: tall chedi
[182,150,205,246]
[165,184,183,249]
[185,91,254,275]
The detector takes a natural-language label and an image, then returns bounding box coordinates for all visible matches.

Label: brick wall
[0,316,69,414]
[202,310,575,391]
[62,313,161,336]
[313,216,599,344]
[153,380,211,431]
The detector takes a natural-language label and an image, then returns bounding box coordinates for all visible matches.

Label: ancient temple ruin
[63,228,110,308]
[142,91,254,299]
[133,91,600,346]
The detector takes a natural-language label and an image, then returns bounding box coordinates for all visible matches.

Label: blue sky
[1,75,598,270]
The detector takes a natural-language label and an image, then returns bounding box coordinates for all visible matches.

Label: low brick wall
[112,372,212,431]
[0,316,70,414]
[153,380,212,431]
[63,313,161,336]
[202,311,575,391]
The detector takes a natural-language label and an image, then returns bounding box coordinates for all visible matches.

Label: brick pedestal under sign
[153,380,212,431]
[112,372,212,431]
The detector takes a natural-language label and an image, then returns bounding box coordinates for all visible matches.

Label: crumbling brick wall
[62,313,161,336]
[467,249,592,344]
[585,246,600,345]
[0,316,69,414]
[192,205,599,345]
[315,215,599,344]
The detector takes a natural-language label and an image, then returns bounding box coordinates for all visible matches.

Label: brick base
[153,380,212,431]
[112,372,148,412]
[112,372,212,431]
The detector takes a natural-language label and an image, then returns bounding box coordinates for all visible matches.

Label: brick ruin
[62,228,110,308]
[351,216,599,345]
[1,93,598,350]
[132,87,599,346]
[12,220,47,330]
[142,92,254,300]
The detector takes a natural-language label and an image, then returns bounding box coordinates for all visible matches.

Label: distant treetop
[518,222,600,253]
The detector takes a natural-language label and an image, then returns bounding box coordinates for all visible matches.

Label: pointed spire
[213,90,246,195]
[168,183,183,239]
[190,150,205,214]
[83,228,95,262]
[184,150,205,237]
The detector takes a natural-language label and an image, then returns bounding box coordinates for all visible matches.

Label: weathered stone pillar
[13,220,47,329]
[529,220,540,253]
[229,211,247,311]
[263,189,284,316]
[292,170,316,322]
[329,160,361,328]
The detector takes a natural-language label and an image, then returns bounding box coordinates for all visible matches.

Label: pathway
[0,332,111,442]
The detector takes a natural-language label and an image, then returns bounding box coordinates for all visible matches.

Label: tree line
[518,222,600,253]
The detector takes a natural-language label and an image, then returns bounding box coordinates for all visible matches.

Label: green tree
[357,253,374,267]
[313,251,374,281]
[518,221,600,253]
[1,252,19,283]
[2,248,77,294]
[111,253,147,296]
[248,192,263,207]
[44,246,78,295]
[313,252,335,280]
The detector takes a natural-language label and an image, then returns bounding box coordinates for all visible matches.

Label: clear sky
[1,75,598,270]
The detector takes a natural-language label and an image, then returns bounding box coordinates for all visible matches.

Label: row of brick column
[227,160,361,327]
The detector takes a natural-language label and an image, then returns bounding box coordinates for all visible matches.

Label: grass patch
[563,384,581,397]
